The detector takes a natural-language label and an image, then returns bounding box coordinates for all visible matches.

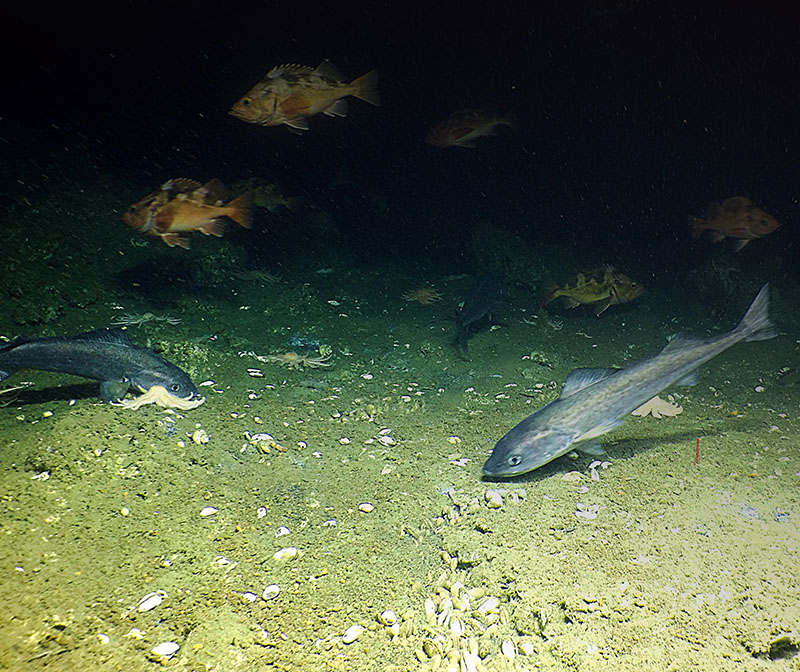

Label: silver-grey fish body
[482,284,776,477]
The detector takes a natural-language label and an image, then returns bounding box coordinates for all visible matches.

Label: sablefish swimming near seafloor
[483,284,777,477]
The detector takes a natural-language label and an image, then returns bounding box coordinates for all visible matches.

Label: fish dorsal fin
[73,328,133,346]
[560,367,620,398]
[661,332,704,354]
[267,63,314,79]
[197,178,231,204]
[161,178,203,195]
[314,61,344,82]
[721,196,752,212]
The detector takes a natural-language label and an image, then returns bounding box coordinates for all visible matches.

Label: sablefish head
[482,425,578,478]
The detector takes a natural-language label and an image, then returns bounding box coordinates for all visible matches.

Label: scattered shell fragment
[502,640,516,660]
[273,547,301,561]
[377,609,397,626]
[447,435,461,444]
[575,502,599,520]
[241,591,258,602]
[150,641,180,661]
[477,596,500,613]
[97,633,110,644]
[485,489,504,509]
[358,502,375,513]
[191,428,210,444]
[342,624,365,644]
[199,506,219,517]
[137,590,167,612]
[562,471,583,482]
[275,525,290,537]
[262,584,280,600]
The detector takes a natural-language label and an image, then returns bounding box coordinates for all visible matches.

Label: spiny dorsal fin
[560,367,620,398]
[266,63,315,79]
[314,61,344,82]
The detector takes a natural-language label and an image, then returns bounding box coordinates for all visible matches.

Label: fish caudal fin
[228,191,254,229]
[539,284,559,307]
[736,283,778,342]
[689,216,706,239]
[350,70,380,106]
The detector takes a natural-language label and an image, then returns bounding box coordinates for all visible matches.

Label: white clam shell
[262,584,280,600]
[150,641,180,659]
[137,590,167,612]
[342,624,365,644]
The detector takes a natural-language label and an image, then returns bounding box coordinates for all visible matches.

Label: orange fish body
[229,62,379,133]
[425,111,513,148]
[690,196,779,251]
[541,266,644,316]
[123,178,253,249]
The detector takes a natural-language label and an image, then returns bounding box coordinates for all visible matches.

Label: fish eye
[508,455,522,466]
[170,383,180,392]
[241,98,251,107]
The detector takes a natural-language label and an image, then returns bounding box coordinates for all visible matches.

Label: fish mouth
[135,383,198,401]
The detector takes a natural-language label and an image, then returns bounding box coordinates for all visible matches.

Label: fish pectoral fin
[161,233,191,249]
[592,297,612,315]
[284,117,310,133]
[574,441,607,457]
[100,380,130,403]
[731,239,750,252]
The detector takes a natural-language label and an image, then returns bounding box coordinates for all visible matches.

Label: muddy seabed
[1,286,799,672]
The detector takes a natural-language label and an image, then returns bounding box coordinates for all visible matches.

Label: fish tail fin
[0,341,18,381]
[736,283,778,342]
[689,216,706,239]
[228,191,254,229]
[350,70,380,106]
[285,196,303,213]
[500,112,518,131]
[540,284,559,308]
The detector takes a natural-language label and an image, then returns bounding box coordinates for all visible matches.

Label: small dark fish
[484,284,777,477]
[0,329,199,404]
[456,274,504,352]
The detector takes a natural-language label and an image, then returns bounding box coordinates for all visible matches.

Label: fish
[0,328,202,407]
[425,111,513,148]
[123,178,253,249]
[456,274,505,352]
[231,179,301,212]
[690,197,779,252]
[229,62,380,133]
[540,266,644,316]
[482,284,776,477]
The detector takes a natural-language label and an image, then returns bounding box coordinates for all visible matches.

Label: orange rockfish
[123,179,253,249]
[229,62,379,133]
[690,196,779,251]
[541,266,644,316]
[425,110,513,148]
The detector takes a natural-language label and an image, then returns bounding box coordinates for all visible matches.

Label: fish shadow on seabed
[1,382,99,407]
[480,427,732,483]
